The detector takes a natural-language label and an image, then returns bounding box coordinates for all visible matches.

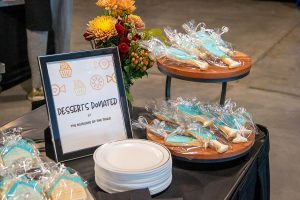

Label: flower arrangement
[84,0,163,101]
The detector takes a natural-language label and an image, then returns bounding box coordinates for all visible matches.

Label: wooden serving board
[147,130,255,161]
[157,51,252,80]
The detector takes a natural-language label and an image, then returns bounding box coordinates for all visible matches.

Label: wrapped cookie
[199,100,256,143]
[44,165,88,200]
[140,38,208,70]
[0,135,40,169]
[183,20,241,68]
[0,174,46,200]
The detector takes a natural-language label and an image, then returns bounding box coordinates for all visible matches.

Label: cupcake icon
[59,62,72,78]
[74,80,86,96]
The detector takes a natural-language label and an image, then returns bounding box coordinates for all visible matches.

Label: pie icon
[90,75,105,90]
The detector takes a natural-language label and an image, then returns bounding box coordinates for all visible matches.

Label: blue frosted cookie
[46,168,88,200]
[0,139,37,167]
[0,175,45,200]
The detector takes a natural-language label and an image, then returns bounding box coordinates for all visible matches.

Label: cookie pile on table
[0,128,91,200]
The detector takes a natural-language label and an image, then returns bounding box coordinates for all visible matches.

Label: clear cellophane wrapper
[139,37,209,70]
[43,163,90,200]
[199,99,257,142]
[0,128,42,173]
[135,97,257,158]
[181,20,242,68]
[0,162,90,200]
[0,128,92,200]
[163,26,215,68]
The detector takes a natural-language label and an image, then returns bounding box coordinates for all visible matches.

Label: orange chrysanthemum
[118,0,136,14]
[96,0,117,10]
[87,16,117,41]
[127,14,145,29]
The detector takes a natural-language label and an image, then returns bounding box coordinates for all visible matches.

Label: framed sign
[39,47,132,162]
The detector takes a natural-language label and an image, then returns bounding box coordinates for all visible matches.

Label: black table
[1,105,270,200]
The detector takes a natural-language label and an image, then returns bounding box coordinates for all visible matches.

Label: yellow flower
[96,0,117,10]
[87,16,117,41]
[117,0,136,14]
[128,14,145,29]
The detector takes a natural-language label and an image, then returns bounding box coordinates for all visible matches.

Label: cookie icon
[74,80,86,96]
[59,62,72,78]
[94,58,111,70]
[106,73,116,83]
[90,75,105,90]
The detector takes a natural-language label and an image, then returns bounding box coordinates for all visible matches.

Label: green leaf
[126,90,134,102]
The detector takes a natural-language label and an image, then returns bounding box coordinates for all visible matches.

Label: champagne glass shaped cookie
[187,123,229,153]
[134,116,177,138]
[200,104,248,144]
[145,99,178,125]
[164,127,204,147]
[182,21,241,68]
[173,97,214,127]
[163,27,209,70]
[140,38,208,70]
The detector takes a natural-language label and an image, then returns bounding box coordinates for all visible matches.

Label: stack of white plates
[93,139,172,195]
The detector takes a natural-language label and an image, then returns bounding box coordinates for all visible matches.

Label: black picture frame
[39,47,133,162]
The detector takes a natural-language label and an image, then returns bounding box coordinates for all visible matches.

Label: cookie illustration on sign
[59,62,72,78]
[74,80,86,96]
[52,84,66,96]
[94,58,111,70]
[90,75,105,90]
[106,73,116,83]
[100,59,111,69]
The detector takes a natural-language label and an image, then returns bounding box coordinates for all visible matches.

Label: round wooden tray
[146,129,255,163]
[157,51,252,81]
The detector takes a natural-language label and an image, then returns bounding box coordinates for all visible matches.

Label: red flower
[117,19,124,26]
[83,32,93,41]
[115,23,125,35]
[118,43,130,54]
[119,37,131,45]
[124,29,130,36]
[132,34,141,41]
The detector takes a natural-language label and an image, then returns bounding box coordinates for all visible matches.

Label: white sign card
[39,48,132,162]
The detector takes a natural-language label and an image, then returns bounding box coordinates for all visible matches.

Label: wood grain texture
[157,51,252,80]
[146,129,255,160]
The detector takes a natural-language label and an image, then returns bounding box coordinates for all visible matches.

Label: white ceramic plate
[95,168,172,190]
[149,175,172,195]
[94,163,172,184]
[95,175,172,195]
[94,158,172,182]
[94,139,171,174]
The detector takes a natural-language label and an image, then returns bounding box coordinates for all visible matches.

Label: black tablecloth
[1,106,270,200]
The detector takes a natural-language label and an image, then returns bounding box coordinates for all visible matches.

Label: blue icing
[177,104,203,116]
[223,115,247,129]
[0,177,7,188]
[190,127,216,140]
[213,118,226,126]
[201,111,226,126]
[48,171,87,195]
[7,176,43,197]
[195,32,228,58]
[155,112,174,122]
[2,139,34,157]
[167,47,198,60]
[163,124,178,132]
[166,135,195,143]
